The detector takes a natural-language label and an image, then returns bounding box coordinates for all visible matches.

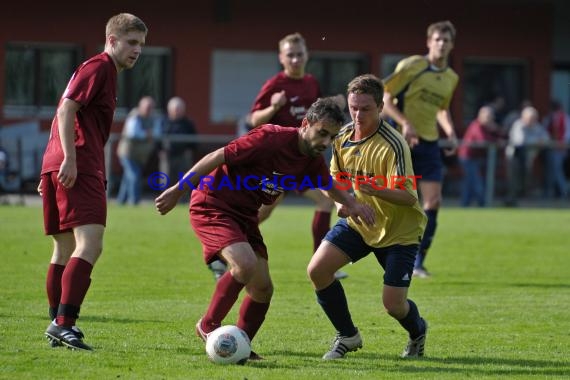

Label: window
[307,52,368,96]
[462,58,529,125]
[379,54,407,78]
[210,50,369,125]
[4,43,80,117]
[3,43,172,120]
[551,66,570,113]
[210,50,277,124]
[116,46,172,117]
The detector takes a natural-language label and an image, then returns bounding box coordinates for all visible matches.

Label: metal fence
[2,134,569,207]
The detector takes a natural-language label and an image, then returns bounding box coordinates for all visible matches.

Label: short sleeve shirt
[41,52,117,179]
[191,125,330,216]
[383,55,458,141]
[250,72,321,128]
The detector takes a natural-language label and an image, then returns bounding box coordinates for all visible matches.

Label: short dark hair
[305,97,345,126]
[347,74,384,105]
[427,20,456,42]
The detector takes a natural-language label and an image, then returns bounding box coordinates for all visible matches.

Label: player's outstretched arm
[359,182,416,206]
[155,147,225,215]
[437,109,458,155]
[323,185,375,226]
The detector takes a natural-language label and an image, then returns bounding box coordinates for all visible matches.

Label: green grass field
[1,203,569,379]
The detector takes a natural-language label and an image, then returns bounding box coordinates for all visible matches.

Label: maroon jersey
[190,125,331,217]
[41,52,117,180]
[250,72,321,128]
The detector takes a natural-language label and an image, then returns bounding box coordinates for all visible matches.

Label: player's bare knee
[231,258,258,283]
[248,282,274,303]
[74,243,103,265]
[307,262,331,288]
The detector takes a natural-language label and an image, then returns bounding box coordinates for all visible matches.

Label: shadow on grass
[35,314,168,324]
[245,350,568,377]
[434,281,570,290]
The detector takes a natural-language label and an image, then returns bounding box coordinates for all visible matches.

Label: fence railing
[3,133,568,207]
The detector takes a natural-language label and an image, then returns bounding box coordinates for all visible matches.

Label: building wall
[1,0,554,135]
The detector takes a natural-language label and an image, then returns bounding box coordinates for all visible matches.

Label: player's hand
[270,91,287,110]
[402,121,419,148]
[443,135,458,156]
[358,182,378,197]
[57,158,77,189]
[340,202,375,226]
[155,186,183,215]
[37,179,43,196]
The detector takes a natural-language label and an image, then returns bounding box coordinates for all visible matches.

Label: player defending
[208,33,348,280]
[308,75,428,359]
[39,13,148,350]
[382,20,459,278]
[155,98,375,359]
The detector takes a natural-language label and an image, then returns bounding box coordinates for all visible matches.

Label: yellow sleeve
[383,139,418,195]
[383,55,427,96]
[330,142,340,176]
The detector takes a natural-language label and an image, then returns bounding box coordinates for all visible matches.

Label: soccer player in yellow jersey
[382,20,459,278]
[307,74,428,360]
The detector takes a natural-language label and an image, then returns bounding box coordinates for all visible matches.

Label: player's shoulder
[444,66,459,82]
[260,72,284,88]
[399,55,429,71]
[253,124,296,138]
[377,120,408,147]
[77,53,114,75]
[302,73,319,84]
[337,122,354,140]
[82,52,112,67]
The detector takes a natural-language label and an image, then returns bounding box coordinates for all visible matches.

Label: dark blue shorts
[324,219,418,287]
[411,139,443,182]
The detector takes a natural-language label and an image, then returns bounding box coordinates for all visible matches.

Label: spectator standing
[505,106,549,205]
[116,96,162,205]
[543,100,569,199]
[457,106,505,207]
[162,96,197,183]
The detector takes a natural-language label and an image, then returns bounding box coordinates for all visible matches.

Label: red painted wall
[1,0,552,135]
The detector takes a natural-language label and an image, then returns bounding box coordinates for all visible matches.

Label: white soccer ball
[205,325,251,365]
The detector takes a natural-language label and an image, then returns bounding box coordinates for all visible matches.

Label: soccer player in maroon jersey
[208,32,348,280]
[39,13,147,351]
[155,98,375,359]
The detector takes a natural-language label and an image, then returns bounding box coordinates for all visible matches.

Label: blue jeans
[544,149,568,198]
[459,157,485,207]
[117,157,143,205]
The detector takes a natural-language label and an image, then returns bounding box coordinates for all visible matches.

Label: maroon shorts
[190,192,267,264]
[41,172,107,235]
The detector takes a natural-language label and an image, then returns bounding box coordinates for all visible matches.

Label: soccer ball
[205,325,251,365]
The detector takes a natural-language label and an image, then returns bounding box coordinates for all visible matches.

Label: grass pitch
[0,202,569,379]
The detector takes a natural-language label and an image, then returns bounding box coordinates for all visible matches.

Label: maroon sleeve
[250,78,276,113]
[63,60,107,107]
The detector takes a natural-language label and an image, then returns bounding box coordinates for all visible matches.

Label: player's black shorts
[324,218,418,287]
[411,138,443,182]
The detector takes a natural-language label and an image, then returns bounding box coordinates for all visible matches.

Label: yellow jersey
[383,55,458,141]
[331,120,427,247]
